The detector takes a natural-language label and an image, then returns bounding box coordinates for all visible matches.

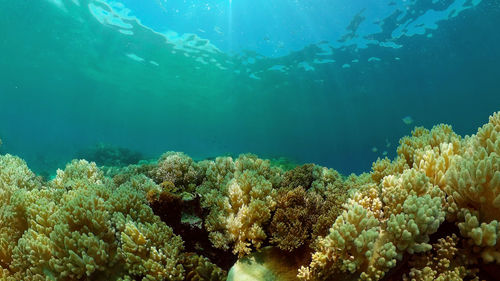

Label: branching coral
[311,182,351,240]
[403,234,479,281]
[309,165,344,195]
[298,201,381,280]
[1,159,186,281]
[298,112,500,281]
[4,160,112,280]
[1,112,499,281]
[102,161,157,187]
[380,169,445,218]
[397,124,461,169]
[280,164,315,190]
[0,154,42,190]
[299,169,446,280]
[371,156,408,184]
[198,156,236,190]
[117,220,184,280]
[269,186,322,251]
[270,164,350,251]
[374,124,461,191]
[197,154,281,257]
[444,112,500,263]
[151,152,205,193]
[51,159,105,190]
[0,155,42,272]
[181,253,227,281]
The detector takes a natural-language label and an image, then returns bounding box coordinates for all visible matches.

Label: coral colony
[0,111,499,280]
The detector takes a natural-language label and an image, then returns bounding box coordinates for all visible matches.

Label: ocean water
[0,0,499,175]
[2,1,500,280]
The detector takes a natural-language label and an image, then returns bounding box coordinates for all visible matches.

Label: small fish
[197,28,206,33]
[402,116,414,125]
[214,26,223,34]
[382,151,388,156]
[372,147,378,153]
[385,138,391,148]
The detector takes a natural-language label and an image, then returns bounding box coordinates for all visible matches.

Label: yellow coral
[350,183,383,220]
[412,142,460,189]
[1,112,499,281]
[299,112,500,281]
[310,165,344,195]
[198,155,280,257]
[1,157,186,280]
[198,156,236,190]
[381,169,445,217]
[384,194,444,254]
[301,161,446,280]
[51,159,104,190]
[119,220,184,280]
[152,152,203,193]
[0,154,41,273]
[363,189,444,280]
[397,124,461,168]
[300,202,381,279]
[220,170,276,256]
[182,253,227,281]
[403,234,479,281]
[444,112,500,262]
[371,156,408,184]
[0,154,41,190]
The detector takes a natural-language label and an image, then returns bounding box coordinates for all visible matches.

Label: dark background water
[0,0,499,176]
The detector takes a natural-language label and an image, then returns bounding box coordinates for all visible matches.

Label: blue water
[0,0,499,175]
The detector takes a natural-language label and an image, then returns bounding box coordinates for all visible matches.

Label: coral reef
[445,112,500,263]
[297,112,500,281]
[76,143,144,167]
[280,164,315,190]
[268,164,350,252]
[0,111,499,281]
[197,154,281,257]
[0,155,42,273]
[151,152,205,194]
[0,159,185,280]
[402,234,479,281]
[181,253,227,281]
[269,186,321,251]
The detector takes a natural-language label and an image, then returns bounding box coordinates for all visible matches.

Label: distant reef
[0,112,499,281]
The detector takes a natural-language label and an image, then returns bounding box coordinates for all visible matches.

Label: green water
[0,0,499,175]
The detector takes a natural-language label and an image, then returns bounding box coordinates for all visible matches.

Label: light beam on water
[228,0,233,52]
